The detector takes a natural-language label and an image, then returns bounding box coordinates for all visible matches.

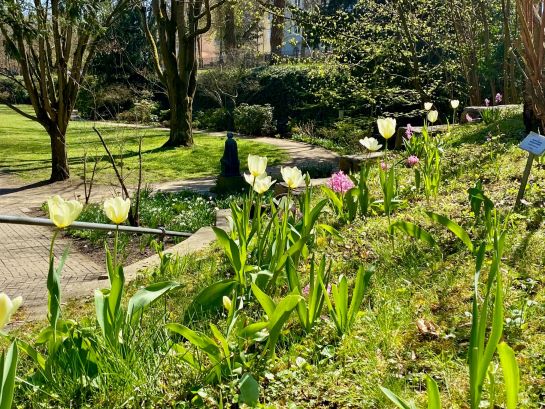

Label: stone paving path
[0,137,339,320]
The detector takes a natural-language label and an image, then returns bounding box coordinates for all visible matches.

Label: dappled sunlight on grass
[0,105,287,184]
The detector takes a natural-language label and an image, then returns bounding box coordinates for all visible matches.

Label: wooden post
[515,153,535,210]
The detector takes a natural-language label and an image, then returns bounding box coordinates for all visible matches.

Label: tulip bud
[427,110,439,124]
[222,296,232,312]
[104,197,131,225]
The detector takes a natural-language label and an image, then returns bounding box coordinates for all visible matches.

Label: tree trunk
[165,95,194,147]
[48,127,70,181]
[270,0,286,58]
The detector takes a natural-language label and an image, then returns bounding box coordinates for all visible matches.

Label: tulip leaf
[238,373,260,406]
[426,212,473,252]
[347,267,373,328]
[251,283,276,318]
[0,342,17,409]
[389,221,437,248]
[188,279,238,313]
[166,323,221,359]
[426,376,441,409]
[498,342,519,409]
[380,386,416,409]
[127,281,181,325]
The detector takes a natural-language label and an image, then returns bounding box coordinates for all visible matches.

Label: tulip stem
[49,230,59,264]
[114,225,119,268]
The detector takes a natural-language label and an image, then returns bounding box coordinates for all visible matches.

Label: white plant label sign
[519,132,545,156]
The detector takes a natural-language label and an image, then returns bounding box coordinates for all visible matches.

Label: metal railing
[0,215,192,238]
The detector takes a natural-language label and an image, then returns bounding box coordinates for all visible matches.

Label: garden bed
[10,111,545,408]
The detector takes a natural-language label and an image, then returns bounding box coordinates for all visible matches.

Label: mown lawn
[0,105,287,184]
[11,111,545,408]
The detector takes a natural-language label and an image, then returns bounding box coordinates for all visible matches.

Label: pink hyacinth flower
[495,93,503,104]
[327,171,355,194]
[485,98,490,107]
[406,155,419,168]
[405,124,413,140]
[380,161,390,171]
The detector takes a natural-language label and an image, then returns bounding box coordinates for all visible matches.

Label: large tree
[0,0,131,181]
[140,0,226,148]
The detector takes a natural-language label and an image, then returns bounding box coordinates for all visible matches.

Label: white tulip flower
[427,110,439,124]
[359,137,382,152]
[281,166,304,189]
[247,154,267,177]
[424,102,433,111]
[47,195,83,229]
[451,100,460,109]
[0,293,22,330]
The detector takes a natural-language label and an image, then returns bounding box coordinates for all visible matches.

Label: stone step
[339,152,384,173]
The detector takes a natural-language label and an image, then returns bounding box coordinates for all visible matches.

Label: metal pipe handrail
[0,215,192,238]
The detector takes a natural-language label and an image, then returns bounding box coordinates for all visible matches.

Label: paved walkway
[0,137,339,320]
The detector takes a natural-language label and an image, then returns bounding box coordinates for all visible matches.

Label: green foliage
[194,108,230,131]
[233,104,275,135]
[116,99,159,123]
[481,108,502,125]
[0,342,18,409]
[322,266,373,335]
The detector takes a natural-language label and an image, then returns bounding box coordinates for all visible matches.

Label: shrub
[117,99,159,123]
[233,103,275,135]
[194,108,231,131]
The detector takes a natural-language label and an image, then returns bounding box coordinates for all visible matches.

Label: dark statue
[220,132,241,177]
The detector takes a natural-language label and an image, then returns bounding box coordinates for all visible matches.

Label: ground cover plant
[5,107,545,408]
[0,105,286,184]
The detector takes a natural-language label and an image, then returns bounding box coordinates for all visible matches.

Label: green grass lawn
[0,105,287,184]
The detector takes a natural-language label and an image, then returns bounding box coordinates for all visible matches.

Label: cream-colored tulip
[244,173,256,185]
[359,137,382,152]
[222,296,232,312]
[281,166,304,189]
[247,154,267,177]
[47,195,83,228]
[104,197,131,225]
[0,293,22,330]
[424,102,433,111]
[377,118,397,140]
[427,110,439,123]
[253,174,276,194]
[450,100,460,109]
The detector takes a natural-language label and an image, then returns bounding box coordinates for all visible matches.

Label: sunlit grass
[0,105,287,184]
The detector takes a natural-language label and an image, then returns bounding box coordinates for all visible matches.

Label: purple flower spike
[327,171,355,194]
[485,98,490,107]
[406,155,420,168]
[405,124,413,140]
